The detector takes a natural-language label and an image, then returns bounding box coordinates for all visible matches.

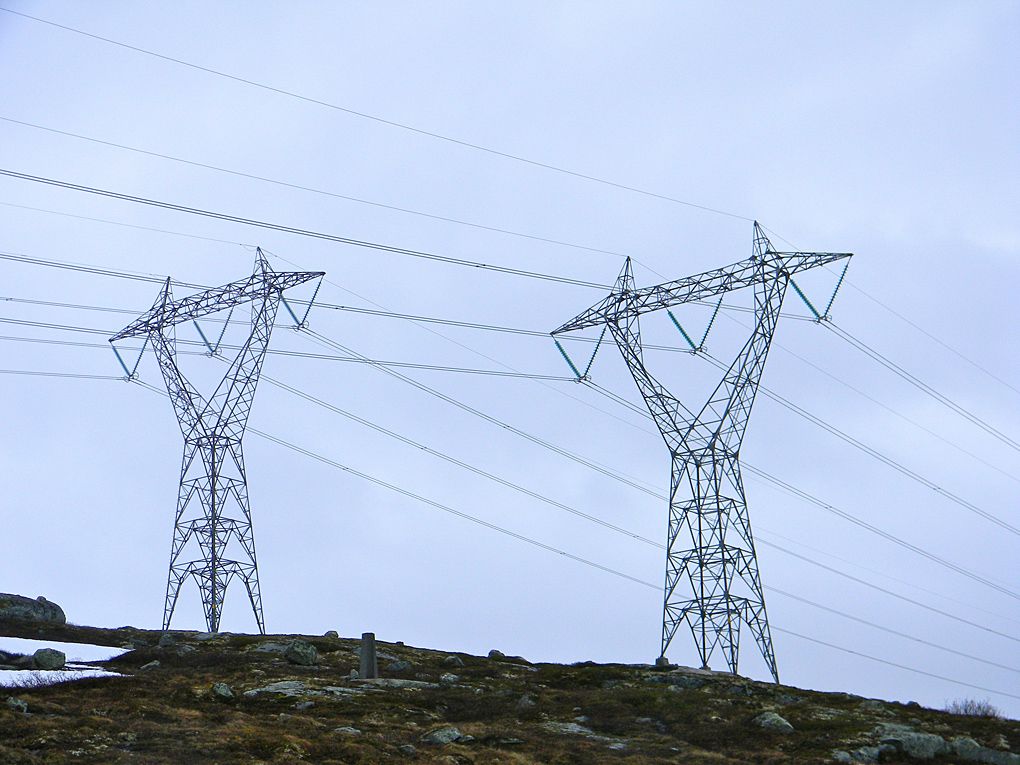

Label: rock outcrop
[0,594,65,624]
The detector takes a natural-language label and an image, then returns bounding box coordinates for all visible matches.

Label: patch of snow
[0,668,122,687]
[0,637,128,662]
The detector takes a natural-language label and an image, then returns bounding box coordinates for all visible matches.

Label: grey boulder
[6,696,28,713]
[753,711,794,733]
[875,724,947,760]
[284,640,318,666]
[950,737,1020,765]
[421,726,467,745]
[0,594,65,624]
[33,648,66,670]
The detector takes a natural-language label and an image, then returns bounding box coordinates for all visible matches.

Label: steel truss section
[554,223,851,681]
[112,250,324,633]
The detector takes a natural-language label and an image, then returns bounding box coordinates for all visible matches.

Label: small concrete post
[360,632,378,679]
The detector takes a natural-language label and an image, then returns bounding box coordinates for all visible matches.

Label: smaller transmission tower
[111,250,324,633]
[553,223,851,681]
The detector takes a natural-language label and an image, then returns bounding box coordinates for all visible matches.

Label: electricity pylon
[111,250,324,633]
[553,223,851,681]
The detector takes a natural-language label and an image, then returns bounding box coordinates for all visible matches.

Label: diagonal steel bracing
[112,250,324,633]
[554,223,851,681]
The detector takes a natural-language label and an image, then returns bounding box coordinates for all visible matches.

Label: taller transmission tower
[111,250,324,633]
[553,223,851,681]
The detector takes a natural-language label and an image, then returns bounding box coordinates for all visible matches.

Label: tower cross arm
[110,269,324,341]
[552,251,850,334]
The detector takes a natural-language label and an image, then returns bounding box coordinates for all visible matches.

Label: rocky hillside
[1,618,1017,764]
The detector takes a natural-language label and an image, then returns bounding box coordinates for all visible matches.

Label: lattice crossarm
[771,251,852,277]
[550,291,632,335]
[111,270,323,341]
[553,258,759,334]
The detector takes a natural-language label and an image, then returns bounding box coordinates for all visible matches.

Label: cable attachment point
[109,336,148,381]
[281,277,324,331]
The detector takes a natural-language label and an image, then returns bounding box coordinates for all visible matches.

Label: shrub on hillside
[944,698,1001,718]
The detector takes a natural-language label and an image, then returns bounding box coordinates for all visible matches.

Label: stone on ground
[284,640,318,666]
[753,711,794,733]
[32,648,65,670]
[421,726,466,745]
[210,682,235,702]
[6,696,28,713]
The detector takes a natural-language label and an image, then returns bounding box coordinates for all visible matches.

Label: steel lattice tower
[111,250,324,633]
[553,223,851,681]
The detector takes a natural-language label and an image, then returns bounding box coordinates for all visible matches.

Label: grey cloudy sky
[1,1,1017,715]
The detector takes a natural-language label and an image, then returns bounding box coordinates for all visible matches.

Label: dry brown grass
[1,620,1017,763]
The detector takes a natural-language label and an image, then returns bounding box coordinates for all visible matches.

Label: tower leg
[661,451,777,681]
[160,434,265,634]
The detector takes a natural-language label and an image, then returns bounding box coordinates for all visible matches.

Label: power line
[3,255,1014,603]
[764,226,1020,412]
[6,316,1016,652]
[0,249,196,288]
[243,361,1020,669]
[129,380,655,589]
[257,371,661,549]
[0,7,752,223]
[302,320,1020,604]
[718,311,1020,487]
[0,319,574,381]
[0,368,121,380]
[0,200,251,248]
[837,276,1020,400]
[0,244,672,441]
[742,463,1019,600]
[0,254,811,341]
[0,168,608,289]
[757,525,1020,628]
[12,220,1006,491]
[0,115,635,261]
[124,377,1020,701]
[301,327,663,497]
[772,626,1020,702]
[767,585,1020,675]
[826,321,1020,454]
[303,325,1020,604]
[695,349,1020,537]
[584,380,1020,601]
[759,537,1020,645]
[0,250,672,469]
[6,354,1016,697]
[6,10,1015,419]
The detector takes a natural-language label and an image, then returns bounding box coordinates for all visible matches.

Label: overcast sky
[1,1,1017,716]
